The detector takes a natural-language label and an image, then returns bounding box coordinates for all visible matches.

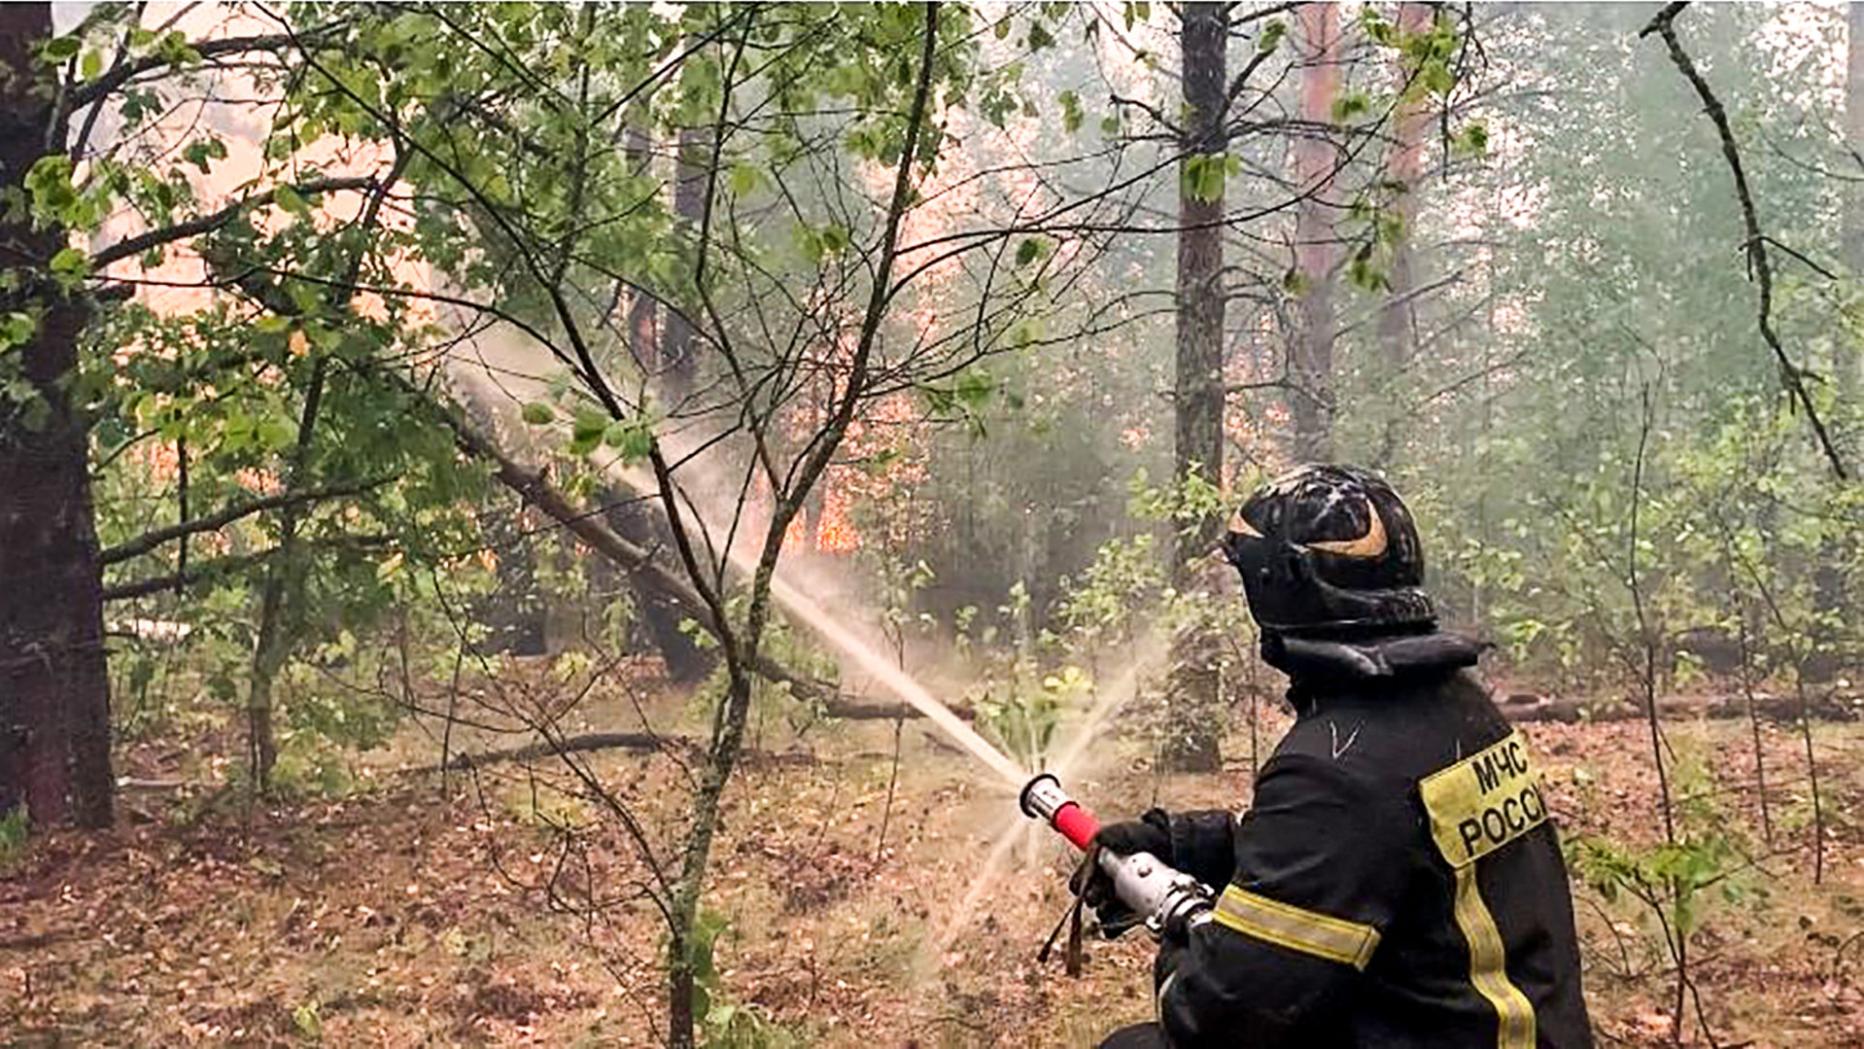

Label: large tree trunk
[602,122,714,683]
[1374,3,1436,371]
[603,486,715,682]
[1845,2,1863,397]
[1372,2,1437,467]
[1813,1,1864,682]
[663,126,709,404]
[1290,4,1344,463]
[1163,1,1230,773]
[0,3,114,828]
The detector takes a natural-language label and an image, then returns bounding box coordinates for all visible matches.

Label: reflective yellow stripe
[1451,865,1536,1049]
[1211,886,1381,970]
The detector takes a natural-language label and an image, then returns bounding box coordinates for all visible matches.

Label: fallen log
[430,731,819,773]
[440,731,682,771]
[1499,690,1862,725]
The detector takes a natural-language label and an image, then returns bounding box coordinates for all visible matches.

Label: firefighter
[1084,464,1592,1049]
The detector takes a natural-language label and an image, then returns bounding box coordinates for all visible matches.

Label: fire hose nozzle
[1021,772,1215,941]
[1020,773,1099,851]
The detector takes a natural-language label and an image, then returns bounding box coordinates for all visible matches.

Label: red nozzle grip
[1051,801,1100,852]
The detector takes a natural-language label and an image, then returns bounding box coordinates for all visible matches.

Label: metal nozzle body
[1021,773,1213,939]
[1099,849,1214,940]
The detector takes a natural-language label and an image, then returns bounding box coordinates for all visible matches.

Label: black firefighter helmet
[1220,464,1436,638]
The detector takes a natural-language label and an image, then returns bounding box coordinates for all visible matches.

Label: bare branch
[1641,2,1849,479]
[98,476,389,565]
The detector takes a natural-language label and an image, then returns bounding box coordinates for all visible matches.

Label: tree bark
[0,3,114,828]
[244,358,329,791]
[1374,3,1436,372]
[1290,3,1344,463]
[664,126,708,404]
[1164,1,1230,773]
[606,121,714,682]
[1846,1,1864,324]
[625,123,659,373]
[604,488,715,682]
[1817,2,1864,679]
[1840,1,1863,448]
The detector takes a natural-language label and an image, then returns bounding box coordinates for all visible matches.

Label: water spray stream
[602,462,1029,792]
[927,646,1161,960]
[764,573,1028,789]
[1048,637,1166,782]
[442,345,1029,792]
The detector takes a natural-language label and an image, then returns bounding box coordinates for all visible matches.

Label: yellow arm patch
[1418,729,1549,868]
[1211,886,1382,970]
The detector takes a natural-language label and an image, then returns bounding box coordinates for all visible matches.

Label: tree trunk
[1816,1,1864,680]
[1163,1,1229,773]
[1374,3,1436,370]
[600,125,714,682]
[664,126,709,403]
[1290,3,1344,463]
[244,358,330,791]
[1846,2,1864,337]
[474,503,548,656]
[625,123,660,373]
[0,3,114,829]
[603,486,715,682]
[1373,3,1436,466]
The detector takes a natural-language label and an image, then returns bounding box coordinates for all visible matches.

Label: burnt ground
[3,677,1862,1047]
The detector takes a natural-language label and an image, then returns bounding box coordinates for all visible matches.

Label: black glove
[1069,808,1173,937]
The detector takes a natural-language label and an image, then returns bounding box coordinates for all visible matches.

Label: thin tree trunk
[245,358,331,791]
[1164,1,1230,773]
[1731,606,1774,847]
[659,10,940,1043]
[0,3,114,828]
[1291,4,1344,463]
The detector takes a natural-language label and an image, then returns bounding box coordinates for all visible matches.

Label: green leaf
[1332,91,1371,122]
[727,163,762,197]
[42,36,80,62]
[1014,237,1049,267]
[50,247,91,284]
[521,402,555,425]
[569,408,607,455]
[1182,153,1230,204]
[0,312,35,349]
[256,414,297,451]
[1057,90,1082,134]
[954,367,995,410]
[274,183,311,219]
[26,156,78,221]
[818,223,849,255]
[181,137,227,174]
[80,49,103,80]
[603,418,653,463]
[1258,21,1286,54]
[1453,121,1489,157]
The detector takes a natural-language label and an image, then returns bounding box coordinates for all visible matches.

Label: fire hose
[1019,773,1214,940]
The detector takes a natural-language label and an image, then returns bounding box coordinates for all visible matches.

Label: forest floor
[4,660,1863,1048]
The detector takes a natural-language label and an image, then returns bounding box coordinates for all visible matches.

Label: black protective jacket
[1149,634,1592,1049]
